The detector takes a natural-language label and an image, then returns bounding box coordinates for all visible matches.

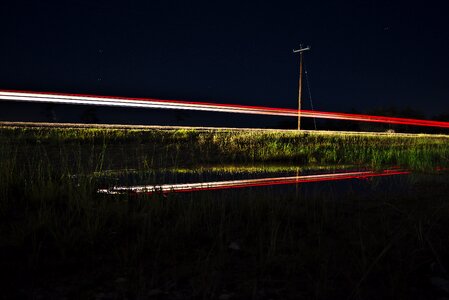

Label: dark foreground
[3,174,449,299]
[1,126,449,299]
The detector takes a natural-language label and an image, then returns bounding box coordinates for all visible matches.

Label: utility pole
[293,44,310,130]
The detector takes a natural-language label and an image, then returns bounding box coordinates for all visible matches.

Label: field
[1,125,449,299]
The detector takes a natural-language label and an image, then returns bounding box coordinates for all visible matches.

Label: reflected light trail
[97,169,410,195]
[1,90,449,128]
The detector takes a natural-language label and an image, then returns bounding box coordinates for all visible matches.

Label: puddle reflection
[98,168,409,195]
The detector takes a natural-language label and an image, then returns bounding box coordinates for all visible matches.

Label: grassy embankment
[2,126,449,170]
[1,126,449,299]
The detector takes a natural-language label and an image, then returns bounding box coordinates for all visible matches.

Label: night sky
[1,0,448,124]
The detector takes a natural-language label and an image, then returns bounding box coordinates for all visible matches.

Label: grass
[1,126,449,171]
[1,125,449,299]
[3,173,449,299]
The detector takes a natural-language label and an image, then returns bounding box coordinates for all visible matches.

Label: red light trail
[1,90,449,129]
[97,169,410,195]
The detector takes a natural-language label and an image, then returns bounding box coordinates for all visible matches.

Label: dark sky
[1,0,448,119]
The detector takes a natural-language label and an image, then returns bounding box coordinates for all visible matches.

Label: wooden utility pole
[293,45,310,130]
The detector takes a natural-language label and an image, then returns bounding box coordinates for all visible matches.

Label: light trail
[97,169,410,195]
[1,90,449,128]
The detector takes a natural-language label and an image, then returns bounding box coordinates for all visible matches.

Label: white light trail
[1,90,449,128]
[0,91,291,117]
[97,169,409,195]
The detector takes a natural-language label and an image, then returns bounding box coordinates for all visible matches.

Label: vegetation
[1,125,449,299]
[2,171,449,299]
[1,126,449,171]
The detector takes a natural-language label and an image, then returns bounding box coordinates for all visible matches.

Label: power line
[304,62,317,130]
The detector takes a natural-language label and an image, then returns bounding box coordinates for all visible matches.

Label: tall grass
[1,126,449,298]
[1,127,448,171]
[2,171,449,298]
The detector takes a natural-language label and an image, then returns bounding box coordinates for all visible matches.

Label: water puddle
[98,169,409,195]
[95,164,410,195]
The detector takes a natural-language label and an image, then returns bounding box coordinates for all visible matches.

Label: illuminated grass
[1,126,449,298]
[1,126,448,171]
